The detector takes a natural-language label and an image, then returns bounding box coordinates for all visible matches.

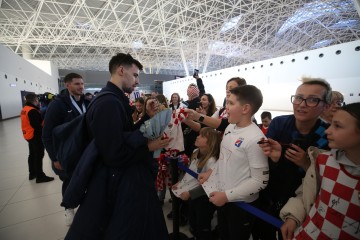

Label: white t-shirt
[213,122,268,202]
[212,107,228,119]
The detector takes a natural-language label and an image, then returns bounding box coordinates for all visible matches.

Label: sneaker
[36,175,54,183]
[65,208,75,226]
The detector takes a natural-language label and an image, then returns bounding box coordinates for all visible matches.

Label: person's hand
[281,218,297,240]
[171,182,179,190]
[209,191,228,206]
[53,161,62,170]
[198,169,212,184]
[285,144,309,170]
[180,191,190,201]
[259,138,282,162]
[147,137,171,152]
[146,99,159,117]
[184,108,201,121]
[196,106,206,115]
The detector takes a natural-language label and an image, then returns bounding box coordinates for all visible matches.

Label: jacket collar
[103,81,130,105]
[25,102,40,110]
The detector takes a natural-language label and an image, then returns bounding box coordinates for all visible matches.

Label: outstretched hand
[184,108,200,121]
[258,137,282,162]
[146,99,160,117]
[148,137,172,152]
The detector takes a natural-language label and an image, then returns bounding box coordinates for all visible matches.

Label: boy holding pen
[199,85,269,240]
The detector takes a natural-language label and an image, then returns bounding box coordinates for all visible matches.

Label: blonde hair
[300,76,332,104]
[331,91,344,102]
[191,127,221,169]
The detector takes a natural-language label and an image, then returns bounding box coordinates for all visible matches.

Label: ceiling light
[220,15,241,33]
[132,40,143,49]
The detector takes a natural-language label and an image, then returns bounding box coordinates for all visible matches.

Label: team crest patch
[234,137,244,147]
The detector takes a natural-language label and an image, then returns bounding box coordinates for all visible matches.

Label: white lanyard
[70,95,86,114]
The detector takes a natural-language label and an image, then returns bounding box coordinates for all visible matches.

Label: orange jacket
[21,105,37,140]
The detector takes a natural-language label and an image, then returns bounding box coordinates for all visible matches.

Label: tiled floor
[0,117,192,240]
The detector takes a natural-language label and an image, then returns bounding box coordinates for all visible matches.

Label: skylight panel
[220,15,241,33]
[277,0,353,34]
[330,19,359,29]
[310,39,334,49]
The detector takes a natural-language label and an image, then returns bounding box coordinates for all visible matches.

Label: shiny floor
[0,117,192,240]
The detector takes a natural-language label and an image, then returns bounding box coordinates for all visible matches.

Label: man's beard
[123,86,134,94]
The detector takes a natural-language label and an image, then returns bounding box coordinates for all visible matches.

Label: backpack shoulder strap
[86,91,128,122]
[86,91,117,111]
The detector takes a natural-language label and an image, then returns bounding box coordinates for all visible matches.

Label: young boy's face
[261,117,271,127]
[226,93,245,124]
[325,110,360,150]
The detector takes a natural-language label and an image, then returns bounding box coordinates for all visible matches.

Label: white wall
[0,44,59,119]
[163,40,360,121]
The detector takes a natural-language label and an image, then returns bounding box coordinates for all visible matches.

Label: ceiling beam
[353,0,360,18]
[180,46,189,76]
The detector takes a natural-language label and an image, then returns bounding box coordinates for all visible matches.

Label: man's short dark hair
[25,93,38,103]
[230,85,263,115]
[261,111,272,120]
[109,53,143,74]
[63,73,83,84]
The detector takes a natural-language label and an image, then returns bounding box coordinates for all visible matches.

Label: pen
[257,140,292,147]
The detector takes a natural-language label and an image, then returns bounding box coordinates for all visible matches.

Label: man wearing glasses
[253,77,331,240]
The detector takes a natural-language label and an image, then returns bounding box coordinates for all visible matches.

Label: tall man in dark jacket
[65,53,170,240]
[21,93,54,183]
[42,73,89,226]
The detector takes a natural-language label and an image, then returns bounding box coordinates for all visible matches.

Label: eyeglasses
[291,95,324,107]
[331,100,343,107]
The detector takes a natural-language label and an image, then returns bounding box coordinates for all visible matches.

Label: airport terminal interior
[0,0,360,239]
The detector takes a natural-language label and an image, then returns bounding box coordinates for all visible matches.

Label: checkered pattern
[155,153,190,191]
[294,153,360,240]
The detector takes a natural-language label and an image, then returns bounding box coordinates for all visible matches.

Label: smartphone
[193,69,199,77]
[292,138,310,151]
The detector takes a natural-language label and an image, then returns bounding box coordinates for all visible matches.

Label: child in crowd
[172,127,221,239]
[156,94,169,110]
[131,97,144,123]
[320,90,344,123]
[258,111,272,135]
[278,102,360,240]
[199,85,269,240]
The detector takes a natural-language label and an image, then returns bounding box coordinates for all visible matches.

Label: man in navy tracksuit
[42,73,89,226]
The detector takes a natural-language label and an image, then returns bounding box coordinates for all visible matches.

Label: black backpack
[52,91,116,175]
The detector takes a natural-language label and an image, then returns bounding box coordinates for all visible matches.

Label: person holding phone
[182,70,205,157]
[253,77,332,240]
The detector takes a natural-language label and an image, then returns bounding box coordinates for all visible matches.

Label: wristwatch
[198,115,205,123]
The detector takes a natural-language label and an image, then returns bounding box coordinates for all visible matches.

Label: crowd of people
[19,52,359,240]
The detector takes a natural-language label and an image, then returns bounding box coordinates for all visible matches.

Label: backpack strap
[86,91,117,112]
